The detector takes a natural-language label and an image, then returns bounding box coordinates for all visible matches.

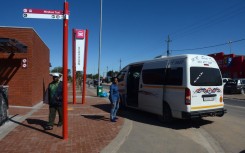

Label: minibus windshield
[190,67,222,86]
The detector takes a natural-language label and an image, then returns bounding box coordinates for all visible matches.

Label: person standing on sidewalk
[45,73,63,130]
[109,77,120,122]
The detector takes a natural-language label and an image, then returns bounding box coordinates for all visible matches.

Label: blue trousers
[110,100,119,120]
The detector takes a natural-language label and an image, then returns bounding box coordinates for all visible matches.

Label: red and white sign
[74,30,86,71]
[23,8,65,20]
[23,8,63,15]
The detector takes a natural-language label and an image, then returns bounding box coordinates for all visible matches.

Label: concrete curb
[87,86,133,153]
[101,119,133,153]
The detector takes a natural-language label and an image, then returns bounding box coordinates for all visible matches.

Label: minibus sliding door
[126,64,143,107]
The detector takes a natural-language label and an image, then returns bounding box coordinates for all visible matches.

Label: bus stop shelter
[0,38,27,125]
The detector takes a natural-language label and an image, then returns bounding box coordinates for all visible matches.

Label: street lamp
[97,0,103,96]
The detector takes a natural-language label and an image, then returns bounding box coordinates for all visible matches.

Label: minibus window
[166,67,183,86]
[142,68,165,85]
[190,67,222,86]
[117,71,126,82]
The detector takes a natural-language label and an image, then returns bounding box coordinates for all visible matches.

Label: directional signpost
[23,2,69,140]
[23,8,64,20]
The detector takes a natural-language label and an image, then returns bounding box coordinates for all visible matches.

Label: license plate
[203,97,214,101]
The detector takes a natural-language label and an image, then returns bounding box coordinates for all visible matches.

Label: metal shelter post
[62,1,69,140]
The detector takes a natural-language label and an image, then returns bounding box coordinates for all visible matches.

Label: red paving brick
[0,86,123,153]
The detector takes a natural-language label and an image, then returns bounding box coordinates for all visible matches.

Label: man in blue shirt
[109,77,120,122]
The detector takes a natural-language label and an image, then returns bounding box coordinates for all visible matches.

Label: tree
[76,71,83,78]
[50,67,71,76]
[107,70,119,77]
[51,67,62,73]
[50,67,71,82]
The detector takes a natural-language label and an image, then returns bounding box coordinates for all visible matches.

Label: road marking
[225,104,245,110]
[175,127,225,153]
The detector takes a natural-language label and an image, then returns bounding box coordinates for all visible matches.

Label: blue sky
[1,0,245,75]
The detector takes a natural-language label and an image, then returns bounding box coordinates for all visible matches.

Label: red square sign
[75,30,85,39]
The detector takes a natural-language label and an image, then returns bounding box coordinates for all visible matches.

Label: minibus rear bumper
[182,108,227,119]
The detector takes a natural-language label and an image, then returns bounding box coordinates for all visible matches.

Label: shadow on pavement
[90,103,213,129]
[8,116,62,139]
[161,119,213,129]
[26,118,47,128]
[92,104,111,113]
[81,115,110,121]
[118,108,213,130]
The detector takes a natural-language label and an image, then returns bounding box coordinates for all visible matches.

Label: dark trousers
[47,105,63,126]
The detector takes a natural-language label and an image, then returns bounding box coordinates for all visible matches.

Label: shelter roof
[0,38,27,53]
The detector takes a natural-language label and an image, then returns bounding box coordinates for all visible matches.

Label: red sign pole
[82,30,89,104]
[62,1,69,140]
[72,29,76,104]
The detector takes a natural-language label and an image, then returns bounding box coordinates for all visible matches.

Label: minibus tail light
[185,88,191,105]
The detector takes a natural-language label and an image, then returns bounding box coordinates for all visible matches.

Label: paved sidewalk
[0,85,124,153]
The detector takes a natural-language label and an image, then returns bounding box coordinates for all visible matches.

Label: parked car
[222,78,231,86]
[224,79,245,94]
[93,79,102,86]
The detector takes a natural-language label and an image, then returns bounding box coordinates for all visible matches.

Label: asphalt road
[115,99,245,153]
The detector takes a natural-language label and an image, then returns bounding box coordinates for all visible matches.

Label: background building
[209,52,245,79]
[0,26,51,106]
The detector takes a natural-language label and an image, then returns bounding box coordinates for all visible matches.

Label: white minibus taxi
[117,54,226,121]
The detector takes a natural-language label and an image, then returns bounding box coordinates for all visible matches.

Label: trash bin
[0,85,9,126]
[97,86,103,97]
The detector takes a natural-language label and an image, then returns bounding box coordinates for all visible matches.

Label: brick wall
[0,27,50,106]
[209,52,245,78]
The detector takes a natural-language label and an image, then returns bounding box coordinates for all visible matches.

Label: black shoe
[110,119,116,122]
[57,123,63,127]
[114,117,119,120]
[44,125,53,130]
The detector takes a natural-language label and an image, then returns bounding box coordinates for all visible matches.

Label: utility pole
[119,58,121,71]
[106,66,108,77]
[165,35,172,56]
[228,41,232,54]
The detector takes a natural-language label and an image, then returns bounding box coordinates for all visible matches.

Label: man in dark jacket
[45,73,63,130]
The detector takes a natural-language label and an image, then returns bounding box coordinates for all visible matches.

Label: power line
[172,38,245,52]
[104,1,245,66]
[171,1,245,40]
